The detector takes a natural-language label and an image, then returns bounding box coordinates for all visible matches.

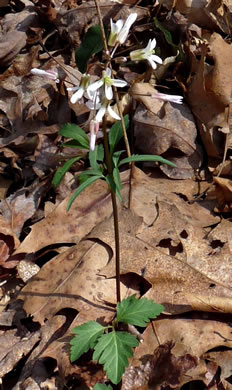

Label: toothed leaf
[117,295,164,327]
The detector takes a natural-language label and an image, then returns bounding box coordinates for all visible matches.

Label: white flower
[151,92,183,104]
[87,67,127,101]
[130,38,162,70]
[30,68,59,83]
[89,119,100,151]
[67,73,91,104]
[87,97,120,122]
[108,13,137,46]
[108,19,124,46]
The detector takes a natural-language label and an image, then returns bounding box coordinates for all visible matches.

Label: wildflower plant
[48,3,183,386]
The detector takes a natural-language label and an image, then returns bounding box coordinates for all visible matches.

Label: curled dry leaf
[122,317,232,389]
[0,215,20,269]
[187,32,232,158]
[130,83,203,179]
[0,2,39,66]
[212,176,232,212]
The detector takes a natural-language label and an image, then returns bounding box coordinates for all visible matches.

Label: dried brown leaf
[131,83,203,179]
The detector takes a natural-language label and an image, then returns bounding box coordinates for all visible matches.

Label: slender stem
[93,0,109,55]
[102,116,121,303]
[112,84,131,158]
[111,190,121,303]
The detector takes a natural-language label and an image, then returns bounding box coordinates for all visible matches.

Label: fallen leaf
[131,83,203,179]
[187,33,232,158]
[122,317,232,389]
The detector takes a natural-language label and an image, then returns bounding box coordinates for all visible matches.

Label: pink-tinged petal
[112,79,127,88]
[90,132,96,151]
[96,105,107,122]
[105,84,113,100]
[152,93,183,104]
[150,54,163,64]
[89,120,100,150]
[30,68,59,81]
[107,105,120,120]
[105,67,111,77]
[70,87,84,104]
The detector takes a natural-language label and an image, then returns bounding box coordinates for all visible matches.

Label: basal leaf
[117,295,164,327]
[67,175,102,211]
[52,156,81,188]
[112,150,124,168]
[93,384,113,390]
[70,321,105,362]
[154,17,184,59]
[113,167,122,191]
[59,123,89,150]
[118,154,176,167]
[109,115,129,155]
[75,25,104,73]
[62,140,89,150]
[89,144,104,170]
[105,174,122,201]
[78,169,104,182]
[93,331,139,384]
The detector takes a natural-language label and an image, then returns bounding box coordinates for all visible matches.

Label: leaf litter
[0,0,232,389]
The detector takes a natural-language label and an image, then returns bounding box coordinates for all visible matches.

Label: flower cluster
[30,12,183,151]
[66,67,127,150]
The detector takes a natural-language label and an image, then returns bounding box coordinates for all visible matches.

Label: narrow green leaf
[93,331,139,384]
[75,25,104,73]
[67,175,102,211]
[52,156,81,188]
[62,140,89,150]
[154,17,184,59]
[93,384,113,390]
[70,321,105,362]
[118,154,176,167]
[112,150,124,168]
[109,115,129,155]
[89,144,104,170]
[105,175,122,201]
[79,169,104,179]
[113,167,122,191]
[59,123,89,150]
[117,295,164,327]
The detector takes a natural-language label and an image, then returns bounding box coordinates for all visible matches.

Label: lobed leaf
[117,295,164,327]
[52,156,81,188]
[70,321,105,362]
[93,331,139,384]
